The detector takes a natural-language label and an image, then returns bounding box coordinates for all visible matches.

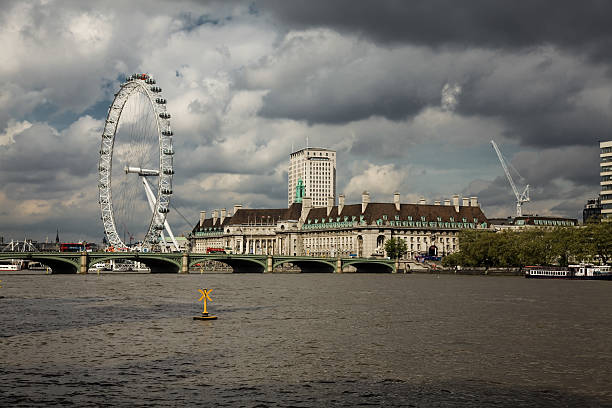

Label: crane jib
[491,140,530,217]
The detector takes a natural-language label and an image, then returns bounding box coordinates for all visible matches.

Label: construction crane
[491,140,530,217]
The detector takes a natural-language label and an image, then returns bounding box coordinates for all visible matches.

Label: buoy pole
[193,288,217,320]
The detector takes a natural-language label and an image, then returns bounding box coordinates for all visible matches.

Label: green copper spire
[295,178,305,203]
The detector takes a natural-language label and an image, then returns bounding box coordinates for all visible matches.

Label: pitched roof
[192,203,302,232]
[192,201,489,233]
[304,202,488,224]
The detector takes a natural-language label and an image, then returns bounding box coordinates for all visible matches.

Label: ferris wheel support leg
[159,230,169,253]
[163,219,179,252]
[141,177,179,252]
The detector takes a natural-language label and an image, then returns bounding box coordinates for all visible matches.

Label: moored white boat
[0,263,21,271]
[112,262,133,272]
[525,264,612,280]
[88,262,110,271]
[0,260,24,271]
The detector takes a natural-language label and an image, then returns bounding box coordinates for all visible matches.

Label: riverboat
[88,262,109,272]
[525,264,612,280]
[0,260,25,271]
[112,262,133,272]
[0,263,21,271]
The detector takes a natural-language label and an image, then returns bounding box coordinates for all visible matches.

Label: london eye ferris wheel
[98,73,178,251]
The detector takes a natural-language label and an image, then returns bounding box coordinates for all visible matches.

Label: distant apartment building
[583,197,602,224]
[601,140,612,221]
[288,147,336,207]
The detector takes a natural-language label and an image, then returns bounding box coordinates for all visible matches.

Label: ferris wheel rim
[98,73,174,250]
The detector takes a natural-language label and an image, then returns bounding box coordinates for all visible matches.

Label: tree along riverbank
[441,223,612,269]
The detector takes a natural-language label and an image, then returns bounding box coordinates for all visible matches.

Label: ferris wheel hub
[124,166,160,176]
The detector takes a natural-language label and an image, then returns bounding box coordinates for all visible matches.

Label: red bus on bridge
[60,242,93,252]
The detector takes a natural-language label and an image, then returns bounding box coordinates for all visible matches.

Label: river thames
[1,273,611,407]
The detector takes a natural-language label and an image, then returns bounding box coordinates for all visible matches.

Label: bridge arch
[273,258,336,273]
[189,256,266,273]
[89,254,182,273]
[342,259,394,273]
[0,253,80,274]
[132,254,182,273]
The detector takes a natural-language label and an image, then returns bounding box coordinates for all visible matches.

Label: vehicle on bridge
[60,243,93,252]
[206,247,232,254]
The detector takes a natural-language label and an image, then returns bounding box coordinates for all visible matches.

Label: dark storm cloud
[260,0,612,63]
[242,26,612,149]
[513,146,601,187]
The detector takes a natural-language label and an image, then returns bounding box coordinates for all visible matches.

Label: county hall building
[190,191,489,260]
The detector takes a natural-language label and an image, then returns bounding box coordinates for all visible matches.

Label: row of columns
[228,236,290,255]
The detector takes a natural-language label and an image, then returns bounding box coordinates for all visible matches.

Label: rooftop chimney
[220,208,227,223]
[212,209,219,225]
[199,211,206,228]
[233,204,242,216]
[462,197,469,207]
[393,192,401,211]
[327,196,334,216]
[452,195,460,212]
[434,200,441,206]
[418,197,427,205]
[338,194,345,214]
[301,197,312,222]
[362,191,370,213]
[470,196,479,207]
[444,199,451,206]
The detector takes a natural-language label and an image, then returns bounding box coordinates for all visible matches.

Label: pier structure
[0,251,395,274]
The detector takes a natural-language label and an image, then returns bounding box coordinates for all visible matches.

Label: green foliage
[384,237,408,260]
[444,224,612,267]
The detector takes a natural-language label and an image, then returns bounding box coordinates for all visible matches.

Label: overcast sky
[1,0,611,243]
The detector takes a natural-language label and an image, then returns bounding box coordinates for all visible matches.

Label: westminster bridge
[0,252,397,274]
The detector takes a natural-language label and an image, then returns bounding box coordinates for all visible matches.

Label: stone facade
[191,192,489,260]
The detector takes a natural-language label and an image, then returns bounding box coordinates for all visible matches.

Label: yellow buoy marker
[193,288,217,320]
